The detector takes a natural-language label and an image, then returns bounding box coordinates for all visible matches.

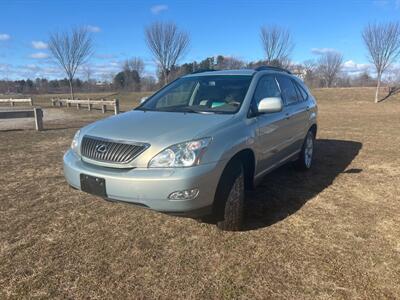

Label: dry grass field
[1,88,399,299]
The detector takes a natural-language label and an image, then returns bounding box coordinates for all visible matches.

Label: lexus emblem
[95,144,108,154]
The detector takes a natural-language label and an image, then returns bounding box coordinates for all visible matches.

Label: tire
[294,130,315,170]
[214,160,245,231]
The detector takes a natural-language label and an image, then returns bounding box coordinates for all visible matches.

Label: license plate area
[80,174,107,197]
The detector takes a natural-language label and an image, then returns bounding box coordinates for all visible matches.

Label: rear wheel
[294,130,315,170]
[214,160,244,231]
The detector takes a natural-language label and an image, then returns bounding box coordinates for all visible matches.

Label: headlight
[71,130,81,154]
[148,138,212,168]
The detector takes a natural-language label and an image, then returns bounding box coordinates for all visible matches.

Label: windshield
[137,75,252,114]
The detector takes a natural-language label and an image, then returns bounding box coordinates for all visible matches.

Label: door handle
[285,112,291,119]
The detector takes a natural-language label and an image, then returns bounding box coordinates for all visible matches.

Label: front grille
[81,135,148,164]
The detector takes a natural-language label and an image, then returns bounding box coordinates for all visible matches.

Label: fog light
[168,188,199,200]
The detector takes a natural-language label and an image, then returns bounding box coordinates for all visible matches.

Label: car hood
[83,110,234,146]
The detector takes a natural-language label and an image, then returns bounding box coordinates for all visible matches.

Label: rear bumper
[63,150,224,216]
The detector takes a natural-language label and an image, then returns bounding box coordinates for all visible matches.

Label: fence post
[29,98,33,106]
[101,99,106,114]
[10,99,14,107]
[77,99,81,110]
[88,99,92,111]
[33,107,43,131]
[114,99,120,115]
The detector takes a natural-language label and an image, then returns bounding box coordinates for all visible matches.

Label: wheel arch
[212,148,255,222]
[220,148,256,191]
[309,123,317,138]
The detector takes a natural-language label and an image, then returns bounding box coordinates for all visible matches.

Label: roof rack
[254,66,292,74]
[190,69,216,74]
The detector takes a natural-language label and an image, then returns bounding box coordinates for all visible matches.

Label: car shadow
[242,139,362,231]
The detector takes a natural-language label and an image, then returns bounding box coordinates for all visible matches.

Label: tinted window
[293,81,308,101]
[277,75,299,105]
[253,75,281,106]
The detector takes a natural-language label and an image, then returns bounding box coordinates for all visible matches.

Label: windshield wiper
[159,107,203,113]
[135,107,154,111]
[137,106,212,114]
[177,107,202,113]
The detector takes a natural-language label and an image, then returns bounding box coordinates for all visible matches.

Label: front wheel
[214,161,245,231]
[294,130,315,170]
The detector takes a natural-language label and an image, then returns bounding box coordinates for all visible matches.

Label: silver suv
[64,66,317,231]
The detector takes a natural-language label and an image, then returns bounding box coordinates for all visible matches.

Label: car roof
[183,69,256,77]
[182,67,293,78]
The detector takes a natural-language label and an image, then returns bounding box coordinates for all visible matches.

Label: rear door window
[277,75,300,105]
[293,81,308,101]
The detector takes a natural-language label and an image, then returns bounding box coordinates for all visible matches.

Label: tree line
[0,59,382,95]
[2,21,400,103]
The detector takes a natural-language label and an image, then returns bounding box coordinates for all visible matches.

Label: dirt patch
[0,88,400,299]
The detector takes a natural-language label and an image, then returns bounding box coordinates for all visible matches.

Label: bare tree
[215,56,245,70]
[386,67,400,86]
[81,64,93,92]
[303,59,317,74]
[260,25,294,68]
[362,22,400,102]
[145,22,190,85]
[124,57,145,78]
[121,57,145,91]
[353,71,376,87]
[101,72,115,83]
[48,27,93,99]
[82,64,92,81]
[317,52,343,87]
[378,66,400,101]
[302,60,318,87]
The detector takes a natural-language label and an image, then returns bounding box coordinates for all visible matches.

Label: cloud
[0,63,11,71]
[1,58,151,80]
[311,48,340,55]
[30,52,49,59]
[0,62,60,79]
[342,60,372,74]
[74,61,122,79]
[17,64,59,78]
[87,25,101,33]
[0,33,10,41]
[151,4,168,14]
[32,41,48,49]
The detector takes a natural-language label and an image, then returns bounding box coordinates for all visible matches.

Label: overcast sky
[0,0,399,80]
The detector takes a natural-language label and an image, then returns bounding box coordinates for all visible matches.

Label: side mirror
[257,97,283,114]
[140,96,148,104]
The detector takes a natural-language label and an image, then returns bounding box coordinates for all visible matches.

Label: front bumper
[63,150,224,217]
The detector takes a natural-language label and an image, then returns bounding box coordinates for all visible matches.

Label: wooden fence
[0,98,33,106]
[0,107,43,131]
[51,98,120,115]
